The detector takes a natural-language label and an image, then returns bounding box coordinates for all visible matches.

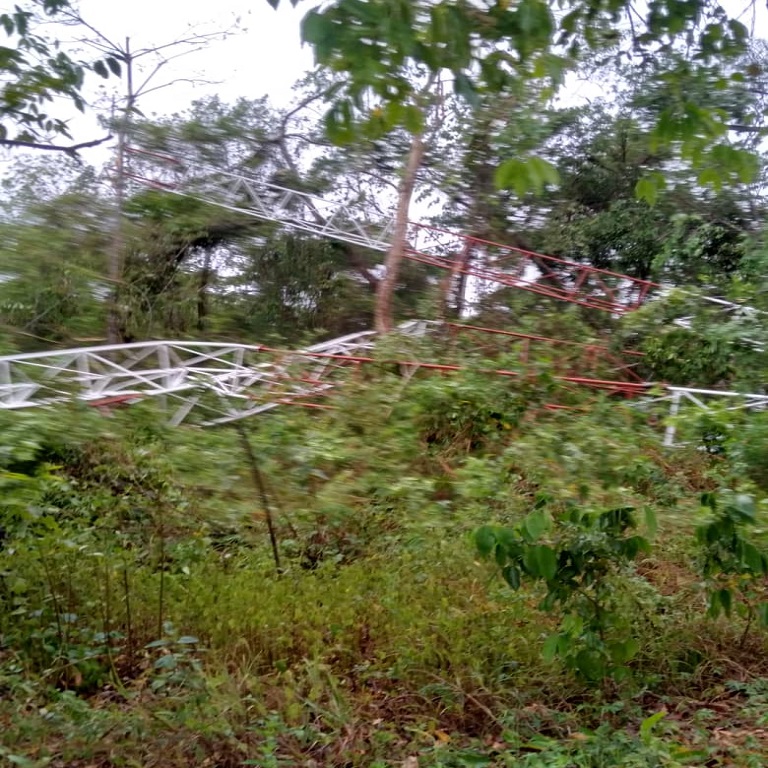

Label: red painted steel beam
[88,394,143,407]
[446,323,644,355]
[405,249,634,313]
[250,346,651,397]
[444,323,646,382]
[409,223,659,314]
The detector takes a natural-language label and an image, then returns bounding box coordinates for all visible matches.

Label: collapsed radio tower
[1,143,765,446]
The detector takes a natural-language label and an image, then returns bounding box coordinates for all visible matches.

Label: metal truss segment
[125,143,764,323]
[1,319,764,446]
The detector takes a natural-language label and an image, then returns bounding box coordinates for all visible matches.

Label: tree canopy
[267,0,763,199]
[5,6,768,766]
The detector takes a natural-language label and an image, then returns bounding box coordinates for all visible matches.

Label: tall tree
[269,0,759,189]
[56,7,234,342]
[268,0,762,330]
[0,159,109,347]
[125,84,434,336]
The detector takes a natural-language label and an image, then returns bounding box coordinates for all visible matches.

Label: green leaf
[300,9,329,47]
[574,649,606,681]
[502,564,521,589]
[153,654,178,670]
[516,0,552,45]
[403,104,423,134]
[92,59,109,78]
[542,632,561,662]
[445,752,491,767]
[598,506,636,533]
[623,637,640,661]
[144,638,170,649]
[738,541,767,575]
[524,544,558,581]
[384,100,405,126]
[640,710,667,744]
[454,71,479,107]
[757,603,768,627]
[324,101,355,145]
[474,525,496,558]
[621,535,650,560]
[177,635,199,644]
[697,167,723,191]
[12,10,27,37]
[708,589,722,618]
[6,754,38,768]
[644,507,658,538]
[0,14,14,36]
[495,158,529,197]
[522,508,549,542]
[609,637,640,664]
[527,156,560,192]
[494,526,518,552]
[727,19,748,45]
[718,588,732,616]
[559,9,581,34]
[635,173,666,205]
[732,494,756,521]
[105,56,121,76]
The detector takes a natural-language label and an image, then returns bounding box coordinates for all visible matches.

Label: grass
[3,360,768,766]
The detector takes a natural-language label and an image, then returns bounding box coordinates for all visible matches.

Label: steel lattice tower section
[1,141,766,445]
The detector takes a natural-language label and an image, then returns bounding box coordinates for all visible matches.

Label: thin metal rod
[233,422,281,574]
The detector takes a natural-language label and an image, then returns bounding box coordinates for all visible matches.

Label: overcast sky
[67,0,765,111]
[72,0,312,109]
[54,0,311,143]
[70,0,768,137]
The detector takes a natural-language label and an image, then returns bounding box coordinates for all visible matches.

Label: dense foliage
[4,357,768,765]
[2,1,768,765]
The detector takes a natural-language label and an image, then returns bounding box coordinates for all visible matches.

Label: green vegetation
[0,1,120,151]
[3,353,768,766]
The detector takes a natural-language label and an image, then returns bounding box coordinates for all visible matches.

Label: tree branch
[58,9,122,53]
[0,134,113,155]
[281,132,333,147]
[727,123,767,134]
[137,77,221,99]
[279,90,329,136]
[131,30,232,59]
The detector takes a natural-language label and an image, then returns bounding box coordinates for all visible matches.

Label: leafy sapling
[476,499,654,681]
[696,491,768,645]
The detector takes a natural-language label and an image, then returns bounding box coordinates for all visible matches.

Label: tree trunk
[107,122,125,345]
[197,254,211,331]
[106,38,133,345]
[374,131,425,334]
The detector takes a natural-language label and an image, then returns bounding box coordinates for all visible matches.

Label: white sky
[71,0,313,112]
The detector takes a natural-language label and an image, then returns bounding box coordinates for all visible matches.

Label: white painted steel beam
[0,322,433,425]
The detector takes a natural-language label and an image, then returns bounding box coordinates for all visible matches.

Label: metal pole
[233,422,282,574]
[663,390,682,447]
